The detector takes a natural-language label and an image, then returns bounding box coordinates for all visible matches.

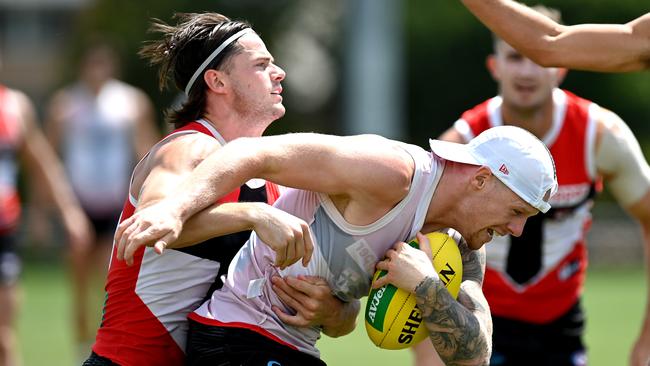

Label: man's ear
[203,69,227,94]
[472,166,493,190]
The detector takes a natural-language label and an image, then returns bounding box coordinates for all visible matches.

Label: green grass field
[17,261,644,366]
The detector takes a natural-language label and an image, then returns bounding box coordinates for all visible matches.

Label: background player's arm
[593,110,650,366]
[15,89,92,251]
[461,0,650,72]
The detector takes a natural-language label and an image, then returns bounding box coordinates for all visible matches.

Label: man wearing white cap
[115,125,557,365]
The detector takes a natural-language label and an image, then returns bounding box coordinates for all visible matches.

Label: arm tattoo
[413,238,492,366]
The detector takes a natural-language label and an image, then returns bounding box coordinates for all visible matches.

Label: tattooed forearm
[413,242,492,365]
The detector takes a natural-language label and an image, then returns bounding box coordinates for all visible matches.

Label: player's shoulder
[149,130,221,169]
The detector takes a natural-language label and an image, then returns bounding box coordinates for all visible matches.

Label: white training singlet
[190,143,443,358]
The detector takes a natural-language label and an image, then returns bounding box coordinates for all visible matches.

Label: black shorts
[186,319,326,366]
[87,211,120,238]
[82,352,118,366]
[490,300,587,366]
[0,231,21,286]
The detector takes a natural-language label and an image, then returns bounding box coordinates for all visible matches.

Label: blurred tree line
[57,0,649,149]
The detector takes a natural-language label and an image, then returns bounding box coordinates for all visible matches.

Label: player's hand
[271,275,344,328]
[373,232,438,292]
[252,205,313,269]
[114,200,184,266]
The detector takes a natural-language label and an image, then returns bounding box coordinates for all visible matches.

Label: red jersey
[454,89,600,323]
[92,119,280,365]
[0,85,22,233]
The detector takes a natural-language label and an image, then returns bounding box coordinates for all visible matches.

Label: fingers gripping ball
[364,232,462,350]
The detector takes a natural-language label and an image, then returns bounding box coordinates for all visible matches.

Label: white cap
[429,125,557,213]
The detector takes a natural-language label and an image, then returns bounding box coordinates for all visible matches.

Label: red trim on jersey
[461,90,596,323]
[187,312,299,350]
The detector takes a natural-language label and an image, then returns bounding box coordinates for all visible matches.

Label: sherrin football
[364,231,463,350]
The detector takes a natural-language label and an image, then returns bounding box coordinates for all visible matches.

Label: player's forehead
[237,33,273,61]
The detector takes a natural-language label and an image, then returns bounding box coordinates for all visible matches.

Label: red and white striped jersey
[92,119,280,365]
[453,89,600,323]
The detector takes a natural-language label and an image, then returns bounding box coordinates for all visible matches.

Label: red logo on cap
[499,164,509,175]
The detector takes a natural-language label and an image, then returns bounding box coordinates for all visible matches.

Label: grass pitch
[17,261,644,365]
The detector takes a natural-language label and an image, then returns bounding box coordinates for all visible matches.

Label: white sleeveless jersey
[62,79,138,215]
[191,143,443,358]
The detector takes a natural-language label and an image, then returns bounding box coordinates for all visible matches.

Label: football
[364,231,463,350]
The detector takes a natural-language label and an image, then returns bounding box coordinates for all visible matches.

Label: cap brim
[429,139,481,166]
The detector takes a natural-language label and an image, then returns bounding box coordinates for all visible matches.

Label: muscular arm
[374,233,491,365]
[119,133,313,268]
[461,0,650,72]
[414,241,491,366]
[167,133,413,223]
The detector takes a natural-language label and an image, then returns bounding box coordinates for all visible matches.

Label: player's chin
[273,103,286,116]
[467,232,490,250]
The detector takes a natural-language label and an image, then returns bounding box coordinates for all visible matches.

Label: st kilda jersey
[453,89,600,323]
[92,119,280,365]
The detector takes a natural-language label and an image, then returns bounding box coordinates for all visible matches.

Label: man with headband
[83,13,356,366]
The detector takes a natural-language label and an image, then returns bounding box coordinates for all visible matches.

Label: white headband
[184,28,254,95]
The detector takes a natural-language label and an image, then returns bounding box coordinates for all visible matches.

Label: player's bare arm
[372,233,490,365]
[169,133,414,223]
[414,240,490,366]
[593,109,650,366]
[117,133,414,266]
[461,0,650,72]
[117,132,313,268]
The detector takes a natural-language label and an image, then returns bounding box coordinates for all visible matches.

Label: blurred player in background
[44,40,159,357]
[0,81,92,365]
[460,0,650,72]
[414,5,650,366]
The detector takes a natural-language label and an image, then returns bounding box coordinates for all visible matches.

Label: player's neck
[500,99,554,140]
[202,102,273,142]
[423,161,468,232]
